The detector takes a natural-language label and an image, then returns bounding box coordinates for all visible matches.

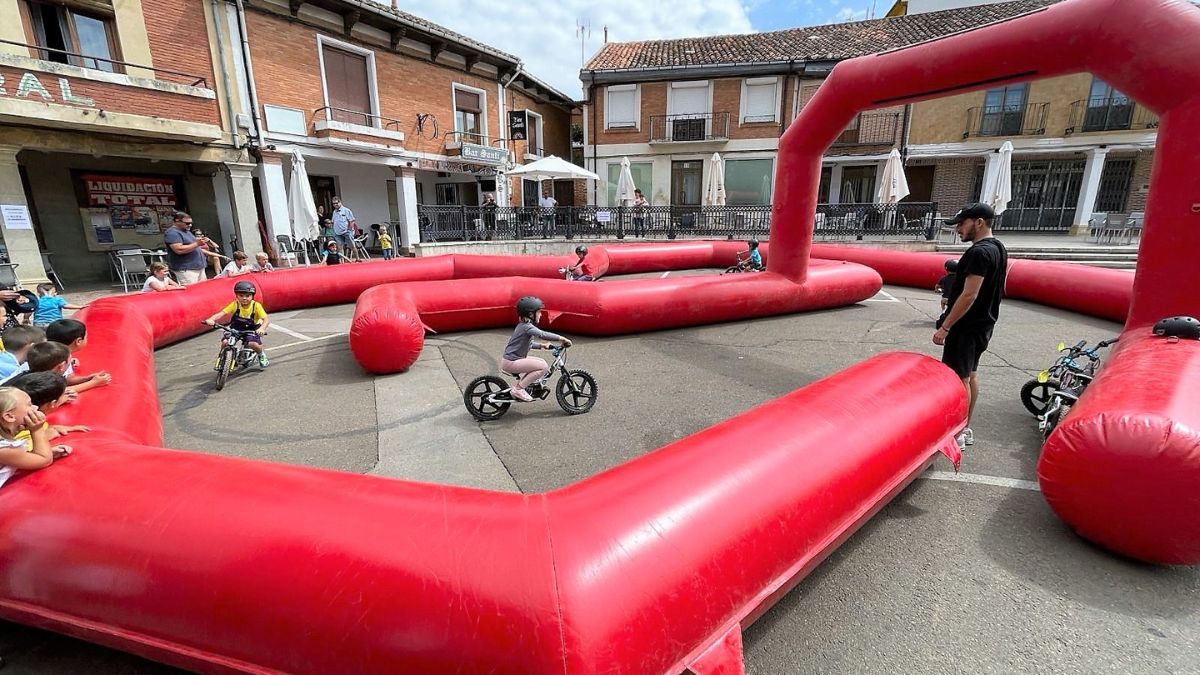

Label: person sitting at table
[218,251,253,278]
[142,262,185,292]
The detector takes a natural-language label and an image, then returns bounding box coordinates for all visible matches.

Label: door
[322,45,372,125]
[671,161,703,206]
[308,175,337,218]
[553,180,575,207]
[902,165,935,203]
[996,159,1083,231]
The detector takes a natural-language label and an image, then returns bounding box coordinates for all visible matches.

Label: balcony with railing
[832,112,901,147]
[1065,97,1158,134]
[312,107,405,144]
[649,113,731,143]
[962,103,1049,138]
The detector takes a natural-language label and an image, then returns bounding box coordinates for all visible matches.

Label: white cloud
[833,6,870,21]
[392,0,754,98]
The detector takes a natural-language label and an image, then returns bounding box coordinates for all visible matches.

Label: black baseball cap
[943,202,995,224]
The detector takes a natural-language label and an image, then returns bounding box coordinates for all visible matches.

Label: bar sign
[509,110,528,141]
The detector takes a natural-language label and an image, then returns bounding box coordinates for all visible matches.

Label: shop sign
[0,71,95,107]
[83,174,179,235]
[508,110,528,141]
[460,143,508,165]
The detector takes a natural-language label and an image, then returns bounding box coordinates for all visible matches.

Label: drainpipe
[590,71,598,205]
[209,0,242,149]
[900,103,912,161]
[499,62,523,206]
[780,59,796,131]
[232,0,266,148]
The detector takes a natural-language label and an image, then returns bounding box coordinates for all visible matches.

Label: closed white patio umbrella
[877,148,910,204]
[287,150,319,264]
[704,152,726,206]
[984,141,1014,214]
[615,157,637,205]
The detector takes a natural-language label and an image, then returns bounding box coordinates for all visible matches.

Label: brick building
[235,0,576,250]
[0,0,256,284]
[580,0,1155,234]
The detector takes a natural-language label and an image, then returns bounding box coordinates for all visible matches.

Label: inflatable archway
[775,0,1200,565]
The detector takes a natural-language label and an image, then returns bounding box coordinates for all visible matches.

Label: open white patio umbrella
[615,156,637,205]
[704,152,726,206]
[983,141,1014,214]
[877,148,910,204]
[506,155,600,182]
[287,150,319,264]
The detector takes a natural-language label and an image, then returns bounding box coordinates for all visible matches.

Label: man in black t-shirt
[933,203,1008,449]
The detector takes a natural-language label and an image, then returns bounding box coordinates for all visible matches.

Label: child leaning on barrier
[934,258,958,327]
[45,319,112,393]
[8,372,88,444]
[0,325,46,384]
[0,386,70,491]
[142,262,185,292]
[203,279,271,368]
[500,296,572,402]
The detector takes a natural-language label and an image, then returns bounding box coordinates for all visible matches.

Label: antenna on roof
[869,0,877,18]
[604,26,608,43]
[576,18,591,68]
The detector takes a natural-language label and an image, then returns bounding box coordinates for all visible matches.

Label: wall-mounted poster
[133,206,162,234]
[109,205,134,229]
[88,208,114,244]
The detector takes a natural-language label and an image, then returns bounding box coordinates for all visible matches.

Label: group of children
[0,317,110,489]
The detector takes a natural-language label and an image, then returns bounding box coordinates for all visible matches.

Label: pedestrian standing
[538,191,557,238]
[330,196,359,260]
[163,212,209,287]
[632,188,648,238]
[932,203,1008,449]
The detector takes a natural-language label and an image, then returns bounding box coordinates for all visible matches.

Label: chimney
[391,0,397,8]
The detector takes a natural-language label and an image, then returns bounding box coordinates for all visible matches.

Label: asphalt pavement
[1,274,1196,674]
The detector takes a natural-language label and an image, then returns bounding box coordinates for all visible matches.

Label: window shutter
[744,80,776,122]
[456,90,481,114]
[323,46,371,124]
[670,83,707,115]
[607,87,636,127]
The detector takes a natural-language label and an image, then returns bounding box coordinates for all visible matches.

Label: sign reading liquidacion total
[0,70,95,107]
[83,175,178,207]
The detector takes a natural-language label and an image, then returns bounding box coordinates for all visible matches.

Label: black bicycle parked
[1020,337,1118,438]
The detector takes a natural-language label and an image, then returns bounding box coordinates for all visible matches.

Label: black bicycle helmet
[1152,315,1200,340]
[575,245,589,256]
[747,239,759,249]
[516,296,544,315]
[233,280,257,296]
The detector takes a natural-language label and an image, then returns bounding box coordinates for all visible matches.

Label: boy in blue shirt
[33,284,84,328]
[0,325,46,384]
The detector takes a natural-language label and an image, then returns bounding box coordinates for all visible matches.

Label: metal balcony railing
[833,112,901,146]
[313,107,403,130]
[1065,97,1159,134]
[0,37,208,87]
[649,113,731,143]
[963,102,1049,138]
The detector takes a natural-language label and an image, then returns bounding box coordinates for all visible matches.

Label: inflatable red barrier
[776,0,1200,565]
[348,259,880,374]
[0,250,958,673]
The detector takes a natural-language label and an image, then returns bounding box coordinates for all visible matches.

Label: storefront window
[724,159,773,205]
[607,162,653,206]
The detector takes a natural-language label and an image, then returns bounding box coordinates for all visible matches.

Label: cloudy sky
[396,0,881,98]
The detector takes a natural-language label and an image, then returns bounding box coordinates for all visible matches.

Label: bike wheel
[1020,378,1060,416]
[464,375,511,421]
[214,348,233,391]
[556,369,598,415]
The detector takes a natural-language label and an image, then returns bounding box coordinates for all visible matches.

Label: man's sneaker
[962,427,975,446]
[511,388,533,402]
[258,353,270,368]
[955,433,967,451]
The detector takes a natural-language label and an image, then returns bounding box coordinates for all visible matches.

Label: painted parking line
[270,323,314,341]
[923,470,1040,491]
[864,290,901,303]
[661,271,671,278]
[263,331,346,352]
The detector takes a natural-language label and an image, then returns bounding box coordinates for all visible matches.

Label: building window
[840,165,877,203]
[671,160,704,206]
[605,84,638,129]
[453,85,486,143]
[606,161,653,206]
[740,77,779,124]
[725,159,773,205]
[818,166,832,203]
[26,0,119,72]
[526,111,543,157]
[435,184,460,205]
[980,83,1028,136]
[1083,77,1133,132]
[320,41,374,126]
